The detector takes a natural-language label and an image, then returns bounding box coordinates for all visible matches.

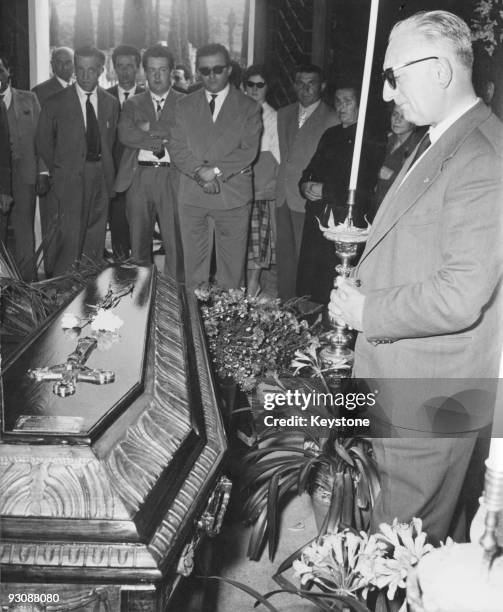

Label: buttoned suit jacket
[114,88,181,193]
[32,76,64,107]
[276,101,339,212]
[8,88,45,184]
[106,84,145,170]
[354,101,503,433]
[168,86,262,210]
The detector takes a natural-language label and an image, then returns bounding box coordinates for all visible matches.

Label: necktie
[410,132,431,167]
[209,94,217,117]
[154,98,165,159]
[122,91,129,108]
[85,93,101,161]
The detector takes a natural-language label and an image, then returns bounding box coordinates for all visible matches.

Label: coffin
[0,265,229,610]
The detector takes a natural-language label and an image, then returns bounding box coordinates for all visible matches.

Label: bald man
[32,47,74,107]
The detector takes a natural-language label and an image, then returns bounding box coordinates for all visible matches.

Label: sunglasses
[246,80,266,89]
[198,65,228,76]
[382,56,439,89]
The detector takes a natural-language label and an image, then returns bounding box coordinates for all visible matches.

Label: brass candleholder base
[480,463,503,566]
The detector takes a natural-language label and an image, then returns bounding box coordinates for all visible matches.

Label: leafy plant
[241,426,379,561]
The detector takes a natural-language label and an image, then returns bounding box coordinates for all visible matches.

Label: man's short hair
[142,44,174,72]
[174,64,191,80]
[51,47,73,61]
[294,64,325,81]
[390,10,473,70]
[74,46,106,66]
[335,79,361,104]
[112,44,141,68]
[196,44,231,67]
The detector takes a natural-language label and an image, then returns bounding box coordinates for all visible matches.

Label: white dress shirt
[75,83,98,129]
[56,75,72,89]
[117,85,136,108]
[205,84,230,122]
[138,91,171,163]
[261,102,280,164]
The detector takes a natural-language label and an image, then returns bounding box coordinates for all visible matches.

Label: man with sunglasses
[330,11,502,542]
[169,43,261,290]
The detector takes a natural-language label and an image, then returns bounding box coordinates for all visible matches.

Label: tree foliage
[97,0,115,50]
[74,1,94,48]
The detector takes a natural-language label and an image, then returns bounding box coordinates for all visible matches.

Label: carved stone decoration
[0,455,121,519]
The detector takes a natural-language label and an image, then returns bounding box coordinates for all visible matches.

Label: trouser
[126,165,183,281]
[179,203,251,290]
[275,200,305,301]
[109,191,131,258]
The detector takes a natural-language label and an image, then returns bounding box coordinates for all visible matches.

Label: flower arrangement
[61,283,132,350]
[197,287,314,391]
[291,518,435,612]
[471,0,503,55]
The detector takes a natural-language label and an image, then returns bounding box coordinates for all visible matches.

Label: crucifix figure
[27,336,115,397]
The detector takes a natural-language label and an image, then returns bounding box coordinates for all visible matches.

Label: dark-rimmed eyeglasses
[382,56,439,89]
[245,80,266,89]
[198,65,228,77]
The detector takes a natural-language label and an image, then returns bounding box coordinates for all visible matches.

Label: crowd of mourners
[0,40,456,303]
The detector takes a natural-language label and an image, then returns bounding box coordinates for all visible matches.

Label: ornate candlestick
[480,439,503,566]
[318,191,370,372]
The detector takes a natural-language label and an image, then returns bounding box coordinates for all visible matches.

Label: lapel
[140,91,158,124]
[10,88,21,121]
[212,87,240,139]
[285,103,299,151]
[159,88,178,121]
[359,101,491,266]
[97,87,111,137]
[298,101,325,138]
[69,84,86,135]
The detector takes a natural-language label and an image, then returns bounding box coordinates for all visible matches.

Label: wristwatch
[213,167,223,177]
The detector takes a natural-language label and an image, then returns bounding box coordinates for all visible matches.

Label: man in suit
[36,46,119,276]
[107,44,144,259]
[0,55,49,281]
[172,64,191,94]
[32,47,74,107]
[115,44,183,279]
[330,11,503,542]
[275,65,338,300]
[0,88,12,249]
[169,43,261,290]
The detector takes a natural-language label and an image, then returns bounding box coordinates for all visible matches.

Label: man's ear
[435,57,453,89]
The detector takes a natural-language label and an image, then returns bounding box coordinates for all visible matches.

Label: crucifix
[27,336,115,398]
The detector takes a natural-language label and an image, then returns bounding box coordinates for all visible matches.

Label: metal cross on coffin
[27,336,115,398]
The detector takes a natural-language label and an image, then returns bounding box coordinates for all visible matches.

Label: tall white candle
[348,0,380,193]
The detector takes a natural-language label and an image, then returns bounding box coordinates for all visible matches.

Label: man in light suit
[36,46,119,276]
[0,55,49,281]
[107,44,144,259]
[169,43,261,290]
[330,11,503,542]
[32,47,74,107]
[115,44,184,280]
[275,65,338,300]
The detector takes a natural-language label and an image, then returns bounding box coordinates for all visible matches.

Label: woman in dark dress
[296,84,384,304]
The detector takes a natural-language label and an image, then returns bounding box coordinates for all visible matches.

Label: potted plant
[241,423,379,561]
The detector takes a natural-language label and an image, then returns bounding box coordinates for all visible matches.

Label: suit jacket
[32,76,65,107]
[8,88,45,184]
[169,87,262,210]
[276,100,339,212]
[0,100,10,194]
[106,84,145,170]
[36,84,119,199]
[115,88,181,193]
[354,101,503,433]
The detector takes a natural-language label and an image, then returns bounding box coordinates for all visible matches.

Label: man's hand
[197,165,218,183]
[202,179,220,195]
[0,193,13,213]
[301,181,323,201]
[328,277,365,332]
[36,174,51,197]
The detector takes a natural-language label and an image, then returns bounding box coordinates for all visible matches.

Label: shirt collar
[299,99,321,114]
[75,82,97,100]
[429,97,479,145]
[118,85,136,97]
[150,88,170,104]
[56,75,72,88]
[205,83,230,101]
[0,85,12,108]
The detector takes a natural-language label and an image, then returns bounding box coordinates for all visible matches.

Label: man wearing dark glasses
[330,11,502,542]
[169,43,261,290]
